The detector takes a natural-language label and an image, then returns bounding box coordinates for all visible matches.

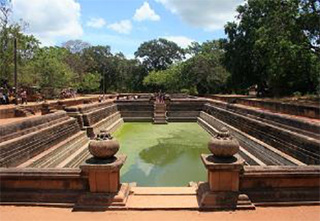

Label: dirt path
[1,205,320,221]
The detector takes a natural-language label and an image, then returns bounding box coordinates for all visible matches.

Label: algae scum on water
[113,122,211,186]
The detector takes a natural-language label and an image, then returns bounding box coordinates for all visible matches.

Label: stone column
[197,128,254,210]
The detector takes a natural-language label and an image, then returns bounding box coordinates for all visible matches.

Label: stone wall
[198,111,304,166]
[0,168,87,205]
[238,98,320,119]
[0,107,15,118]
[65,100,120,138]
[240,166,320,204]
[0,96,100,119]
[0,111,68,143]
[207,95,320,119]
[167,99,206,122]
[203,103,320,165]
[115,100,153,121]
[207,100,320,139]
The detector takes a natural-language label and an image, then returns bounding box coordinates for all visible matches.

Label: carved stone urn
[88,130,119,159]
[208,127,239,158]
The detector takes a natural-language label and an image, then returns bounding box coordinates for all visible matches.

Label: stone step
[204,104,320,164]
[0,115,69,143]
[0,119,79,167]
[17,131,87,168]
[154,116,166,119]
[57,140,90,168]
[64,146,90,168]
[132,187,196,195]
[0,118,77,158]
[11,125,79,167]
[126,195,198,210]
[198,112,306,166]
[31,133,89,168]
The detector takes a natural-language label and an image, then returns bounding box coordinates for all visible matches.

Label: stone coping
[0,167,81,178]
[201,154,244,171]
[207,95,320,119]
[0,111,67,138]
[208,99,320,126]
[80,154,126,172]
[65,100,115,113]
[243,165,320,176]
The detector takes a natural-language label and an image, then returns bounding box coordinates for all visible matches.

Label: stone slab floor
[1,205,319,221]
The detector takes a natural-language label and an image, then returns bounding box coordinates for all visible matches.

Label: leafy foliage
[143,40,230,94]
[1,0,319,97]
[224,0,320,96]
[134,38,185,71]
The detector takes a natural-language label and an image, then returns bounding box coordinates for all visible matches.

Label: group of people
[0,87,29,105]
[60,88,76,99]
[0,87,10,104]
[155,91,166,103]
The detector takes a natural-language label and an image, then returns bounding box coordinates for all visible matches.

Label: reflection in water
[114,123,211,186]
[139,134,206,166]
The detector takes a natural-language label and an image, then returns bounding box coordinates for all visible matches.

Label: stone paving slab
[132,187,197,195]
[126,195,199,210]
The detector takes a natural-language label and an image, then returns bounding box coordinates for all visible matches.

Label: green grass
[113,122,211,187]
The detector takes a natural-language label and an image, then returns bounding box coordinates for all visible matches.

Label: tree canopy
[0,0,319,98]
[224,0,320,96]
[134,38,185,71]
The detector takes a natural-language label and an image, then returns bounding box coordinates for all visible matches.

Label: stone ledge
[80,155,127,173]
[201,154,244,171]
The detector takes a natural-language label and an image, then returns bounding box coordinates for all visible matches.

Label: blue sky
[12,0,242,58]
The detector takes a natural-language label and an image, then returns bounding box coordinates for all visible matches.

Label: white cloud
[86,18,106,28]
[156,0,241,31]
[134,2,160,21]
[108,20,132,34]
[162,36,194,48]
[12,0,83,46]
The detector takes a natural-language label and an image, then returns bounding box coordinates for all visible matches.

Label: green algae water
[113,122,211,187]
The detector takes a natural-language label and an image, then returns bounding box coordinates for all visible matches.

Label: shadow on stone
[206,155,237,164]
[85,156,117,165]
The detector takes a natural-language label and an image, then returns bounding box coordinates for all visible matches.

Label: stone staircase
[153,102,167,124]
[19,131,89,168]
[0,112,81,167]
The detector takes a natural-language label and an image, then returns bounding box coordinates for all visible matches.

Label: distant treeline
[0,0,319,97]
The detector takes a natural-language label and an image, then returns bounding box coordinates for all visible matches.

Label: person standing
[0,88,4,104]
[21,89,27,105]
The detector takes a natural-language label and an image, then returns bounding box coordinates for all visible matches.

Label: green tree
[80,72,101,93]
[224,0,320,96]
[143,39,229,94]
[143,63,183,92]
[134,38,185,71]
[0,1,39,85]
[22,47,76,90]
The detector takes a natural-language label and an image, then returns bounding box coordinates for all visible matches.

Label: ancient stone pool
[114,122,211,186]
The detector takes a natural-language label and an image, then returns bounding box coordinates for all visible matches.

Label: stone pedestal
[76,154,130,210]
[202,154,243,192]
[198,154,254,210]
[80,155,126,193]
